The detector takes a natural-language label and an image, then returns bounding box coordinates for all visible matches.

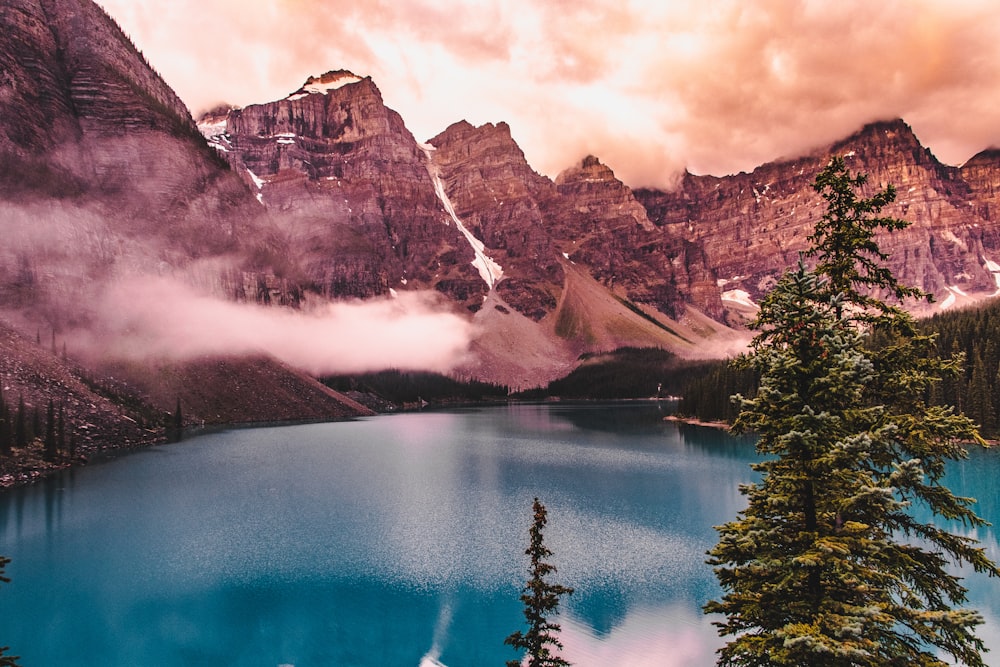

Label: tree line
[677,297,1000,438]
[322,369,510,407]
[0,385,74,461]
[919,300,1000,435]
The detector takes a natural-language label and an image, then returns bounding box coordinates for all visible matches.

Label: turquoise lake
[0,402,998,666]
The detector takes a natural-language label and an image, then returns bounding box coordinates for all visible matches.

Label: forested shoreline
[678,294,1000,438]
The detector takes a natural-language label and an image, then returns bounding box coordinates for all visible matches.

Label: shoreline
[663,414,732,431]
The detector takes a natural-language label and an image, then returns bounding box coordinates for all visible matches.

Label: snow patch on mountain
[245,168,265,205]
[985,257,1000,295]
[197,117,227,139]
[722,289,758,309]
[420,143,504,288]
[940,285,970,310]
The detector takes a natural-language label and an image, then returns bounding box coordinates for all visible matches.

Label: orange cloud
[98,0,1000,187]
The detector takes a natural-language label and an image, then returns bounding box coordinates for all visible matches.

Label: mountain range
[2,0,1000,477]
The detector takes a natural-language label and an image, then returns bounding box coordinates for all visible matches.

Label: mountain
[637,119,1000,319]
[5,0,1000,479]
[206,72,739,387]
[0,0,374,478]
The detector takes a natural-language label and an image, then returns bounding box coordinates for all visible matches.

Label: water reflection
[561,604,720,667]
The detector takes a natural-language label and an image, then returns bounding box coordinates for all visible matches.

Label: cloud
[75,276,474,375]
[99,0,1000,187]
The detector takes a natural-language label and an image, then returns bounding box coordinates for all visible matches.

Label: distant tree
[170,397,183,443]
[706,159,999,666]
[44,399,56,461]
[0,555,21,666]
[13,396,26,448]
[0,384,10,455]
[506,498,574,667]
[30,405,39,444]
[57,403,66,452]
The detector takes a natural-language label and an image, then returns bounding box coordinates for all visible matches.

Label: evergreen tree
[30,405,39,444]
[170,397,183,443]
[0,384,10,455]
[506,498,574,667]
[57,403,66,452]
[705,159,1000,667]
[807,155,926,319]
[13,396,26,449]
[0,555,21,666]
[44,399,56,461]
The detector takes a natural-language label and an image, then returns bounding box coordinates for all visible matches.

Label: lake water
[0,402,998,666]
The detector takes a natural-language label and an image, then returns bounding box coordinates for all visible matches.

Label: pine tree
[44,399,56,461]
[30,405,39,444]
[13,396,26,449]
[0,384,10,455]
[0,555,21,666]
[506,498,574,667]
[57,403,66,453]
[170,397,183,443]
[967,353,995,433]
[705,159,1000,667]
[807,155,926,320]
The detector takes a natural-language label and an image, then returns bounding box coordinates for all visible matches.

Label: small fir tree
[705,159,1000,667]
[506,498,574,667]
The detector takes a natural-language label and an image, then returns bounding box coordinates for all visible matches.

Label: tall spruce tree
[705,159,999,666]
[506,497,574,667]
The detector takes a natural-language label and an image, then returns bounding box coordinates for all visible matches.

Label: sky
[97,0,1000,187]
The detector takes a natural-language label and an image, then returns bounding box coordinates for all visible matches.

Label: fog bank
[76,276,474,375]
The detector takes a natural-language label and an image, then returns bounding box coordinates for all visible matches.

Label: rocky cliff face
[209,71,485,309]
[426,123,705,321]
[0,0,220,201]
[426,120,563,320]
[0,0,373,474]
[637,120,1000,314]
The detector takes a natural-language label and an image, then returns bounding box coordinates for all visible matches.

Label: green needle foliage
[506,497,574,667]
[705,158,1000,666]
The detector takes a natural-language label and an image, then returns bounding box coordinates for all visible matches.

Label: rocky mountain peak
[287,70,367,100]
[829,118,936,171]
[555,155,612,183]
